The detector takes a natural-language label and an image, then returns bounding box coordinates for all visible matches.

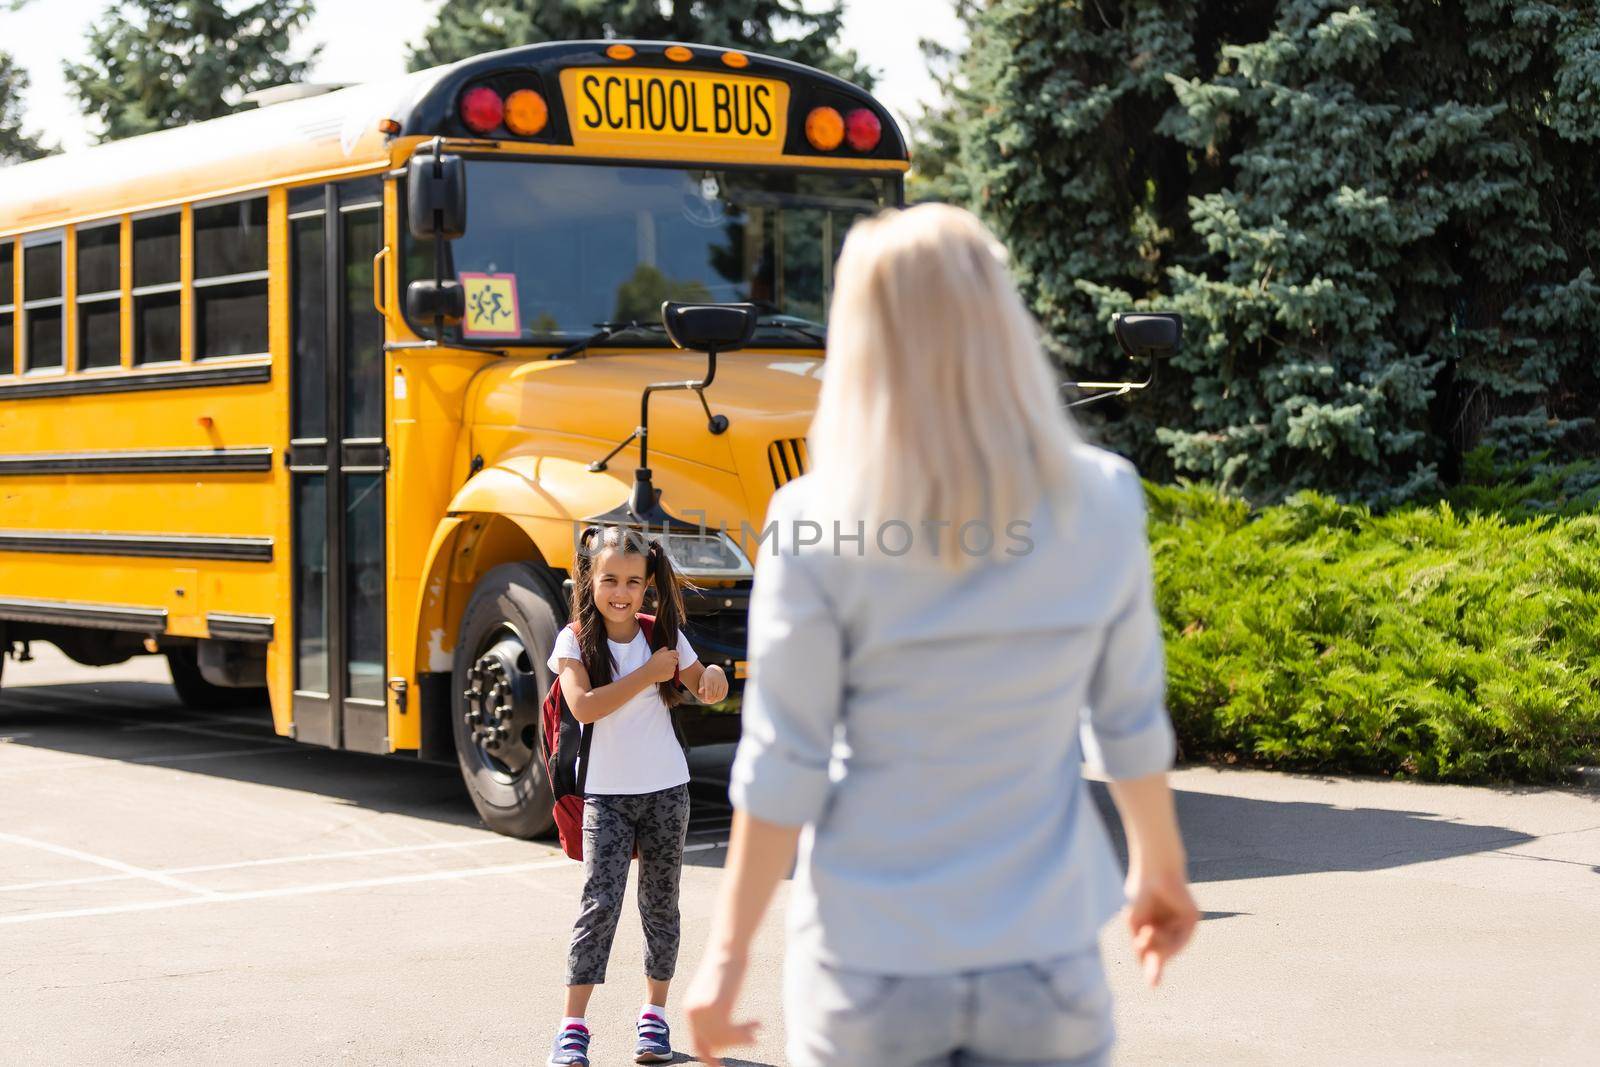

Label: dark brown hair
[569,525,688,709]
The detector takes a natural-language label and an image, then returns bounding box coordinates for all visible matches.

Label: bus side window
[76,222,122,371]
[132,212,182,364]
[194,196,269,360]
[0,241,13,375]
[21,233,64,373]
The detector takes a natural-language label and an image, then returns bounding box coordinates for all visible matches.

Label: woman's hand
[685,812,799,1065]
[1125,865,1199,987]
[683,949,759,1066]
[697,663,729,704]
[1106,773,1198,988]
[642,647,679,684]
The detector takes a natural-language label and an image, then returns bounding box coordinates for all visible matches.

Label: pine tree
[905,1,978,204]
[0,51,50,163]
[407,0,873,87]
[64,0,319,143]
[958,0,1600,503]
[959,0,1217,482]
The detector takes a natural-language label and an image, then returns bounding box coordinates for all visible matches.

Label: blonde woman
[683,204,1198,1067]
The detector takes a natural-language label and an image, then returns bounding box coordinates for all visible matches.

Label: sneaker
[634,1011,672,1064]
[547,1022,590,1067]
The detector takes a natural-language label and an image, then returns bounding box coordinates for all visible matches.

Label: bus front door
[286,177,389,753]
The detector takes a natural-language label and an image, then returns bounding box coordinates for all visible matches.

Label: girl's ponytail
[646,538,688,709]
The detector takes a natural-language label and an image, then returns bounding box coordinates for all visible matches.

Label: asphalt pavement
[2,645,1596,1065]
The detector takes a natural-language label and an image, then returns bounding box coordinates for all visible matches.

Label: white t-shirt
[547,622,697,796]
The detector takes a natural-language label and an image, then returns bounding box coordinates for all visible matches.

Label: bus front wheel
[451,562,564,839]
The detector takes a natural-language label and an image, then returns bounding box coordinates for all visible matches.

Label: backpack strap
[557,620,593,796]
[638,613,691,754]
[636,613,681,685]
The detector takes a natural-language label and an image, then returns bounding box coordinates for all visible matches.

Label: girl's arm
[684,810,800,1064]
[678,660,729,704]
[558,649,678,725]
[674,627,728,704]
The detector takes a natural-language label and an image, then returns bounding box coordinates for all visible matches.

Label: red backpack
[542,613,682,861]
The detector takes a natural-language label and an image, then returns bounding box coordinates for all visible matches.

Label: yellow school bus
[0,42,905,835]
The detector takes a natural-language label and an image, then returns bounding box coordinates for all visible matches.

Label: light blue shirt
[729,444,1175,975]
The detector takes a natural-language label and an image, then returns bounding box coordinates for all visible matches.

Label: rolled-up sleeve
[728,534,843,827]
[1081,484,1176,780]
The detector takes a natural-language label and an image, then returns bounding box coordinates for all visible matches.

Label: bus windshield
[405,160,894,347]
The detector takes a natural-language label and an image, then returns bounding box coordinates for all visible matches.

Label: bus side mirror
[1113,312,1182,358]
[407,152,466,241]
[661,301,758,354]
[406,279,465,325]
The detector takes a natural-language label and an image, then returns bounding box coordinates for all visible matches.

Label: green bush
[1148,482,1600,782]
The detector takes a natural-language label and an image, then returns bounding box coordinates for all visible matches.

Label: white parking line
[130,745,294,764]
[0,832,219,899]
[0,745,295,778]
[0,837,514,894]
[163,837,517,875]
[120,712,274,731]
[0,856,574,926]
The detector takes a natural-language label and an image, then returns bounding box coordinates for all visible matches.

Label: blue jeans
[784,947,1114,1067]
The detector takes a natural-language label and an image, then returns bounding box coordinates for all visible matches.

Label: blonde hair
[807,203,1080,565]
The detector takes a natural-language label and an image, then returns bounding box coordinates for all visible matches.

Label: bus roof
[0,40,907,235]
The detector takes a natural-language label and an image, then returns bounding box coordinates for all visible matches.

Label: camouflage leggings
[566,784,691,986]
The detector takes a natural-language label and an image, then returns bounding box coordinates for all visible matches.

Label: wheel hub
[461,635,540,776]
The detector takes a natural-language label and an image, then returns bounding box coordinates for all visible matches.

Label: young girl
[546,525,728,1067]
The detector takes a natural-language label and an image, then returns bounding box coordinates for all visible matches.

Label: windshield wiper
[546,321,667,361]
[744,301,826,344]
[756,317,826,344]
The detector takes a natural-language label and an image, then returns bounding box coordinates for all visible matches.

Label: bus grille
[767,438,809,488]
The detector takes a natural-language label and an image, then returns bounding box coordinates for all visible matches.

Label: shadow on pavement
[2,679,1541,882]
[0,678,481,828]
[1088,781,1538,883]
[0,679,740,844]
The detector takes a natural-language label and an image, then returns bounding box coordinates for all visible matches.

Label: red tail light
[459,87,504,134]
[845,108,881,152]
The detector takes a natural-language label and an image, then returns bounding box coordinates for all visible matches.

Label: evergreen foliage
[951,1,1600,504]
[407,0,872,87]
[64,0,318,143]
[905,1,977,204]
[1150,481,1600,781]
[0,51,50,163]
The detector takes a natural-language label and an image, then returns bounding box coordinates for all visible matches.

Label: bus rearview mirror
[661,301,758,354]
[407,152,467,241]
[406,279,465,325]
[1112,312,1182,358]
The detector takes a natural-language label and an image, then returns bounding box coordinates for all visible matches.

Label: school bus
[0,41,905,836]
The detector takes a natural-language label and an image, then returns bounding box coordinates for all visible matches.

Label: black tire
[452,562,564,838]
[165,648,267,710]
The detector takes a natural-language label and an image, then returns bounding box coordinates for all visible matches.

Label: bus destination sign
[559,69,789,153]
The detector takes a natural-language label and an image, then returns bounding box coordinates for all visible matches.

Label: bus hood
[470,347,822,516]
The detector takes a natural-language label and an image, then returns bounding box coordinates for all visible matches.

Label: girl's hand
[684,949,758,1066]
[697,663,729,704]
[642,647,679,684]
[1125,865,1199,987]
